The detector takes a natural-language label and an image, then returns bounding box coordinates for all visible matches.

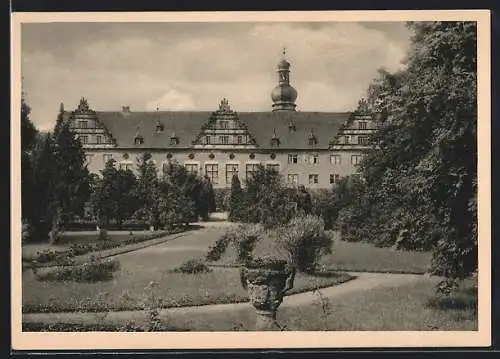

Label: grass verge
[23,267,354,313]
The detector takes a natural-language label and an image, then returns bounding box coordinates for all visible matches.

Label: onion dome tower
[271,48,298,112]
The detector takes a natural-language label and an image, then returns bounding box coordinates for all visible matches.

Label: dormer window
[170,132,179,145]
[134,135,144,145]
[155,121,164,133]
[308,131,318,146]
[270,129,280,147]
[288,120,296,132]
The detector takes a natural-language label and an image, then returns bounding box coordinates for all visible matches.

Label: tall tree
[228,174,245,221]
[134,152,161,229]
[51,104,91,227]
[21,97,38,227]
[344,22,477,293]
[244,165,295,228]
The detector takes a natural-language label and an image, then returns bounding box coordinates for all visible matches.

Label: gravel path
[22,271,430,325]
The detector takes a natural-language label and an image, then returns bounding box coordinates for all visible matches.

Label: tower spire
[270,48,297,112]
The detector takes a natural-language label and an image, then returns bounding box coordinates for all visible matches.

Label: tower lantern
[271,48,298,112]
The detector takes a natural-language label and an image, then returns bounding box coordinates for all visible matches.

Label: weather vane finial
[282,47,287,57]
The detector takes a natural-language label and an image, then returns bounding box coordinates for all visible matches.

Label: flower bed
[24,228,186,266]
[33,257,121,282]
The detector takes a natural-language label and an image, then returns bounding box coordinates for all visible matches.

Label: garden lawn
[164,278,477,331]
[213,232,432,274]
[22,267,353,313]
[23,226,353,313]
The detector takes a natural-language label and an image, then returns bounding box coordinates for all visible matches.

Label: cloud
[146,88,196,111]
[21,21,412,131]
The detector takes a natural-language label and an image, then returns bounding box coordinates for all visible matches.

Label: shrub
[213,188,231,212]
[205,223,264,262]
[310,188,340,230]
[173,259,212,274]
[34,257,120,282]
[276,214,334,273]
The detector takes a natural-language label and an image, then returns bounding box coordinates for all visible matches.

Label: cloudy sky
[21,21,412,131]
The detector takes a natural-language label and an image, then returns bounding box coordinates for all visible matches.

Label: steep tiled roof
[83,111,351,150]
[239,112,350,150]
[96,111,211,149]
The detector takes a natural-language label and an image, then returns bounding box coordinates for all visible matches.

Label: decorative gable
[70,97,117,148]
[329,98,376,149]
[192,98,259,148]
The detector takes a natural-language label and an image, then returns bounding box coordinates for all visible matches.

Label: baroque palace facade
[64,54,376,189]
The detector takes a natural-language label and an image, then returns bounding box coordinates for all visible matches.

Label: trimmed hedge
[64,220,151,232]
[172,259,212,274]
[25,228,185,266]
[33,257,120,282]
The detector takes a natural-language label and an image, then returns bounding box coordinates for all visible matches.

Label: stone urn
[240,257,296,331]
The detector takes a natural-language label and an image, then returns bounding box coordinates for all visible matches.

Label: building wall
[84,147,366,188]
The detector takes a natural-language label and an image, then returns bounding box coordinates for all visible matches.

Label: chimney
[122,105,131,113]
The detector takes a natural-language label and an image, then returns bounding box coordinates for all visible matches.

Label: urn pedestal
[240,258,296,331]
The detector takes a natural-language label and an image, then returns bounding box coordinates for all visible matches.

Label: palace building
[64,53,376,189]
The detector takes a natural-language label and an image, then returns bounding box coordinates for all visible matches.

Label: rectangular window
[310,154,319,164]
[288,154,298,164]
[185,164,198,174]
[80,135,89,144]
[79,120,88,129]
[266,163,280,172]
[205,135,211,145]
[358,135,370,145]
[96,135,103,144]
[246,163,260,180]
[330,154,341,165]
[220,121,229,129]
[344,136,350,144]
[308,174,319,185]
[287,173,299,185]
[219,135,229,145]
[103,154,113,164]
[329,174,340,184]
[119,163,132,171]
[205,164,219,184]
[358,121,368,130]
[351,155,363,165]
[237,135,243,144]
[226,164,239,184]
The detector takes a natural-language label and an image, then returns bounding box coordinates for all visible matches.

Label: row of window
[100,153,363,167]
[78,120,368,131]
[204,135,248,145]
[78,135,112,145]
[338,135,371,145]
[288,154,363,165]
[287,173,341,185]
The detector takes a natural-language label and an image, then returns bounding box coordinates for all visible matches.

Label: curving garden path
[22,271,432,325]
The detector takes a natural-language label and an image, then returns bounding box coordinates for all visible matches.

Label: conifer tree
[228,174,244,221]
[51,104,91,229]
